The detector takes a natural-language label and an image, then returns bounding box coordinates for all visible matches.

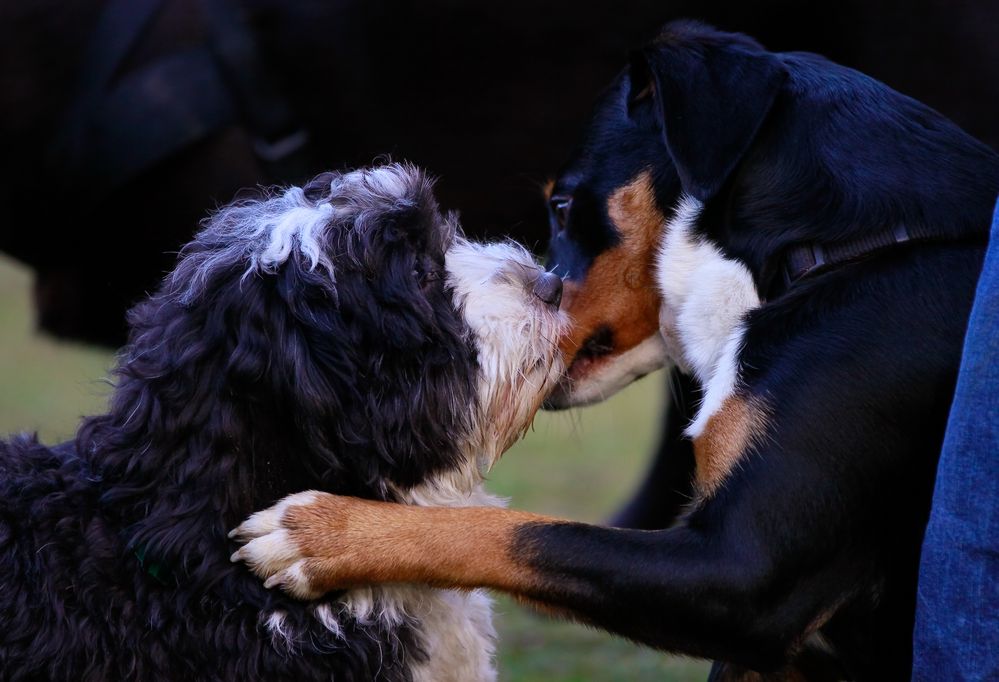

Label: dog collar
[776,222,967,295]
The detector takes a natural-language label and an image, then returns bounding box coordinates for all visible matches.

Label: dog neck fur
[267,583,497,682]
[259,384,504,675]
[655,196,761,438]
[380,473,502,681]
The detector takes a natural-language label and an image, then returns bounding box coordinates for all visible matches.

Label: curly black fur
[0,166,479,680]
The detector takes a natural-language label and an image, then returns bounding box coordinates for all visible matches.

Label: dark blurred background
[1,3,997,678]
[1,0,997,347]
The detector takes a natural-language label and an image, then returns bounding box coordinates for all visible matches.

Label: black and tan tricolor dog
[232,22,999,680]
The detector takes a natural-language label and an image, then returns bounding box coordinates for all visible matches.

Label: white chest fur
[340,579,497,682]
[406,585,497,682]
[655,197,761,438]
[394,476,501,682]
[262,473,500,681]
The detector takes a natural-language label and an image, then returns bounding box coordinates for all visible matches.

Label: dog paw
[230,490,326,599]
[229,490,321,542]
[231,492,405,600]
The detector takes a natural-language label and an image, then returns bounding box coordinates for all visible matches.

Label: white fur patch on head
[253,190,335,276]
[655,196,761,436]
[174,163,438,303]
[445,238,569,468]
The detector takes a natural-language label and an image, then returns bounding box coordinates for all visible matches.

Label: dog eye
[414,267,443,288]
[550,196,572,231]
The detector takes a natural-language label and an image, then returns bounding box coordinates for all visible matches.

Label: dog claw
[230,550,242,563]
[228,527,239,539]
[264,574,281,589]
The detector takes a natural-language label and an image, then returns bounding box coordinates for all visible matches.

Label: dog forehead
[307,164,455,276]
[548,167,668,284]
[554,104,654,200]
[332,166,449,239]
[548,74,678,281]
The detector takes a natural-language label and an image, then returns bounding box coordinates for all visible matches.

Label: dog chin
[544,333,669,410]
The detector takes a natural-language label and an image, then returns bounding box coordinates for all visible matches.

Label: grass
[0,256,114,442]
[0,254,709,681]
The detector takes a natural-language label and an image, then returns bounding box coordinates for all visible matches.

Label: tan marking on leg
[692,395,768,497]
[560,170,664,368]
[279,494,559,596]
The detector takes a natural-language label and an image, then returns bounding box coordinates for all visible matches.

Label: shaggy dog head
[78,164,566,582]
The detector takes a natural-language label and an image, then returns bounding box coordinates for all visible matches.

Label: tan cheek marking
[692,395,769,497]
[283,496,557,594]
[560,170,664,366]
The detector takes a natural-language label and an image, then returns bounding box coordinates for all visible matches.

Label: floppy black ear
[640,31,787,201]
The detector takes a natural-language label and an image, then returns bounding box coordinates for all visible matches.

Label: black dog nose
[532,272,563,309]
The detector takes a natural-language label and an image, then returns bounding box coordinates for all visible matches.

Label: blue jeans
[911,197,999,681]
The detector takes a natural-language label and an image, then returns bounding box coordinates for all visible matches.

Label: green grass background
[0,254,709,681]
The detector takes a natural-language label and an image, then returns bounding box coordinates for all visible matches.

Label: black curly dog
[0,164,565,681]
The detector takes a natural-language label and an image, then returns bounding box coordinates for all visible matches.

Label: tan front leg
[230,491,559,599]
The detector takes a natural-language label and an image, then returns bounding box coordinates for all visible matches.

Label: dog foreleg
[232,491,837,670]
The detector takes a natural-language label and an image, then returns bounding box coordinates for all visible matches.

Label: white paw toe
[265,560,323,600]
[230,507,283,541]
[229,490,322,540]
[233,529,303,577]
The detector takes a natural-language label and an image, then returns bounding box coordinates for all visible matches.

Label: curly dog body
[0,165,565,681]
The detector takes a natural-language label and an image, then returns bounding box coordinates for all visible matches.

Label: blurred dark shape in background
[1,0,997,347]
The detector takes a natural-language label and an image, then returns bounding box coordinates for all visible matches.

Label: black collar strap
[780,222,941,292]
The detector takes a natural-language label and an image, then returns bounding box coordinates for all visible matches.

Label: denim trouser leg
[911,198,999,681]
